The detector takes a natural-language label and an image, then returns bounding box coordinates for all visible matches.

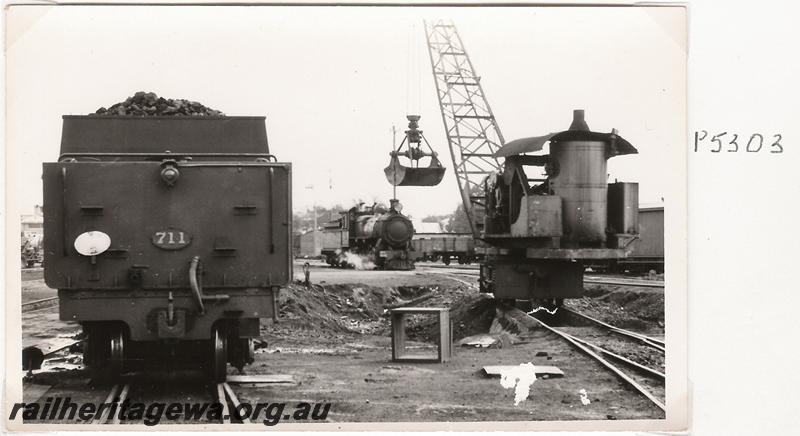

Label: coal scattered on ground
[569,285,665,331]
[262,279,663,360]
[601,339,665,370]
[274,282,431,335]
[264,280,499,347]
[565,286,665,369]
[93,91,224,116]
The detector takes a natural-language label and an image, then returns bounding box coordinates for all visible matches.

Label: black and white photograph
[4,3,688,431]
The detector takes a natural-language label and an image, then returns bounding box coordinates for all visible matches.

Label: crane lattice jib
[424,21,505,238]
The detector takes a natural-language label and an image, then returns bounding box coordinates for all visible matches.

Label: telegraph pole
[305,185,318,254]
[391,125,397,200]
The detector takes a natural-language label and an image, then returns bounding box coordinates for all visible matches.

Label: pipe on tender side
[189,256,205,314]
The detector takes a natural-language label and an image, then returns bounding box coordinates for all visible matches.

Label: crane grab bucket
[384,115,446,186]
[384,153,446,186]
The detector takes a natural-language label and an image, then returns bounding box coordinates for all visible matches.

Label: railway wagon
[410,233,481,265]
[42,115,292,381]
[583,205,664,273]
[615,206,664,272]
[412,208,663,273]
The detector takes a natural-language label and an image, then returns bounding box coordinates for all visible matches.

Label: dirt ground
[21,274,81,357]
[20,260,666,423]
[256,261,665,421]
[20,270,55,303]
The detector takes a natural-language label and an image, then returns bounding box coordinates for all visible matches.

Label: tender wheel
[210,326,228,382]
[231,338,255,373]
[108,328,125,377]
[83,326,102,368]
[442,257,451,266]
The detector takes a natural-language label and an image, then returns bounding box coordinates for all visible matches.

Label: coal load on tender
[93,91,225,116]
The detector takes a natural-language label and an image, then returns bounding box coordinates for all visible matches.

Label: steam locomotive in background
[321,200,415,270]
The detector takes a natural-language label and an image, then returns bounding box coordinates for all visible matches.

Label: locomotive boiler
[481,110,639,306]
[321,200,415,270]
[42,115,292,381]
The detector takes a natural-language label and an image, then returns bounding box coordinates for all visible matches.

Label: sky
[6,5,685,220]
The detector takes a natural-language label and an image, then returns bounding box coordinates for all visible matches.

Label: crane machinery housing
[424,21,640,307]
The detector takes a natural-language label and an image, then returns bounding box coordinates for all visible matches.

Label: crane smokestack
[569,109,590,132]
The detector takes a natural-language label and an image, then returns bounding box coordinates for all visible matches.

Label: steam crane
[423,21,505,239]
[424,21,640,307]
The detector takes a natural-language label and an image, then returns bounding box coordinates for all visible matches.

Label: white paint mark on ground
[527,306,558,315]
[498,362,537,406]
[579,389,591,405]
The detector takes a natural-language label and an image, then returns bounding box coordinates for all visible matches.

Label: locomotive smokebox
[378,213,414,247]
[548,110,637,246]
[352,208,414,249]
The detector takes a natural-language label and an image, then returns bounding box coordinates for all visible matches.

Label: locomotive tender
[43,115,291,381]
[321,200,415,270]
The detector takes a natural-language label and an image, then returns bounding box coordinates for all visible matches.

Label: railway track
[22,293,84,372]
[429,271,477,288]
[420,266,666,411]
[583,276,665,289]
[22,296,59,313]
[91,379,248,424]
[561,306,665,350]
[518,307,665,412]
[91,383,132,424]
[419,264,665,289]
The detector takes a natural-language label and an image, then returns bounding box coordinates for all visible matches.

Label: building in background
[298,230,322,257]
[412,219,444,234]
[20,205,44,267]
[21,205,43,236]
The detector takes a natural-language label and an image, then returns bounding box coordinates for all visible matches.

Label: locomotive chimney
[569,109,590,132]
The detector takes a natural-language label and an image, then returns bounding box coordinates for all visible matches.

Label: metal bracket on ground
[390,307,452,363]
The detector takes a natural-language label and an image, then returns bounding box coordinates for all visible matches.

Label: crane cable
[398,22,423,201]
[405,22,421,116]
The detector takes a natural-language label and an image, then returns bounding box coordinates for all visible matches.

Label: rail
[90,381,247,424]
[22,297,59,313]
[92,383,132,424]
[419,264,665,289]
[562,306,666,349]
[522,310,665,412]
